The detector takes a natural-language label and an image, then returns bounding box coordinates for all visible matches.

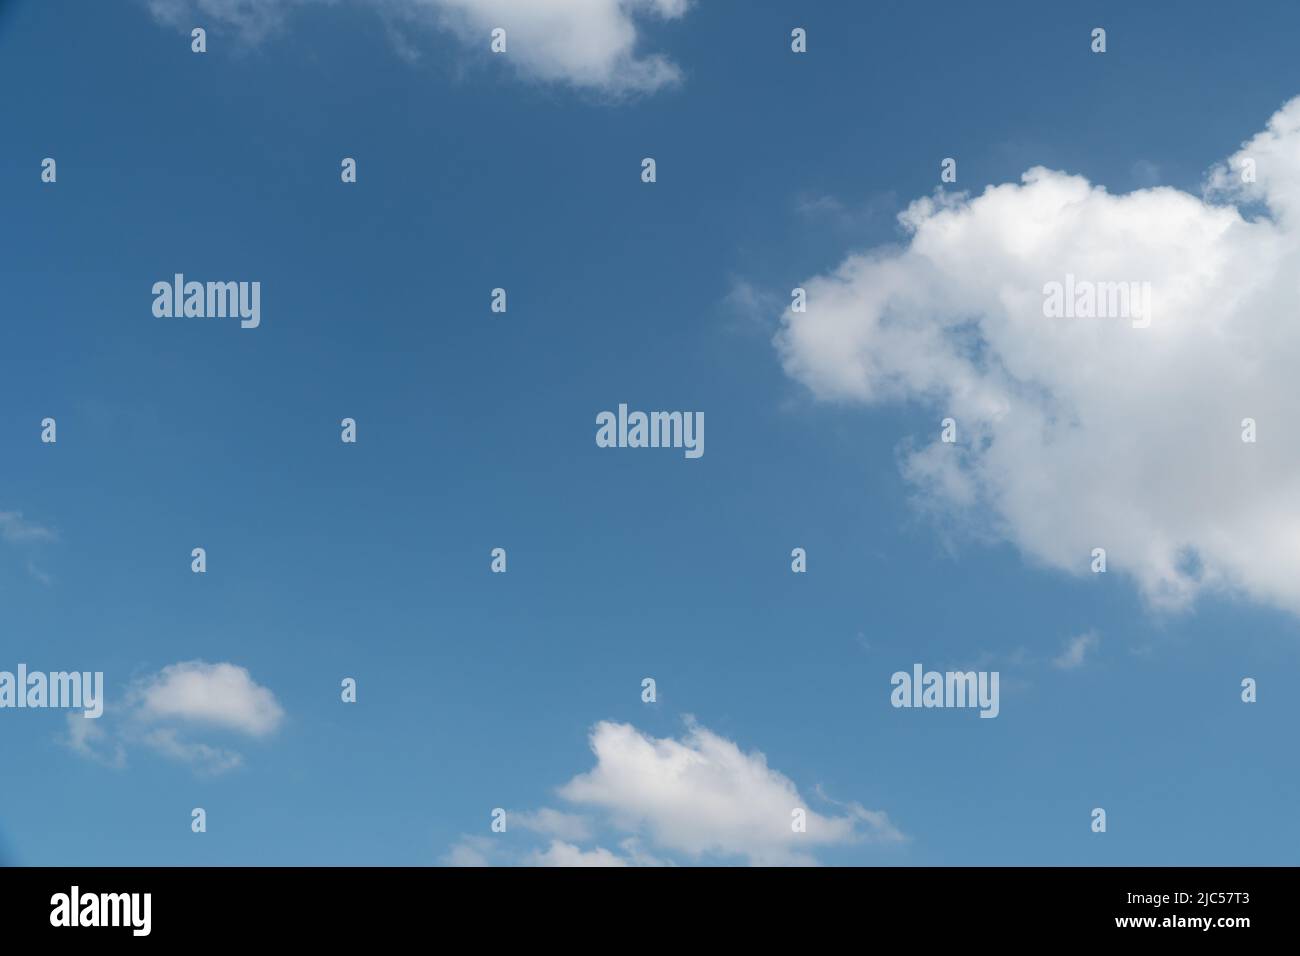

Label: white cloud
[64,714,126,769]
[132,661,284,737]
[557,719,902,865]
[421,0,688,93]
[145,0,322,43]
[442,718,900,866]
[441,835,493,867]
[65,661,283,775]
[524,840,630,867]
[144,0,692,94]
[1053,632,1099,670]
[512,807,593,842]
[609,836,671,867]
[442,830,672,868]
[776,93,1300,618]
[140,727,245,774]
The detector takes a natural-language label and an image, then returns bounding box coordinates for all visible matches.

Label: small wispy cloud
[511,807,593,843]
[26,561,53,587]
[721,277,785,334]
[65,713,127,769]
[796,193,850,218]
[140,727,245,774]
[1130,159,1162,186]
[792,189,899,231]
[1052,632,1100,670]
[0,511,55,544]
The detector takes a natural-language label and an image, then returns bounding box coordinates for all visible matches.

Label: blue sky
[2,0,1299,866]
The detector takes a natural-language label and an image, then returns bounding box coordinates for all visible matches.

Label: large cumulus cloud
[777,95,1300,615]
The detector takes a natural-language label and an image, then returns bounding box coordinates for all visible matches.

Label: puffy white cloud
[65,661,283,775]
[426,0,687,93]
[557,719,902,865]
[524,840,630,867]
[144,0,691,93]
[1208,96,1300,223]
[1052,632,1099,670]
[442,719,899,866]
[132,661,284,737]
[776,94,1300,617]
